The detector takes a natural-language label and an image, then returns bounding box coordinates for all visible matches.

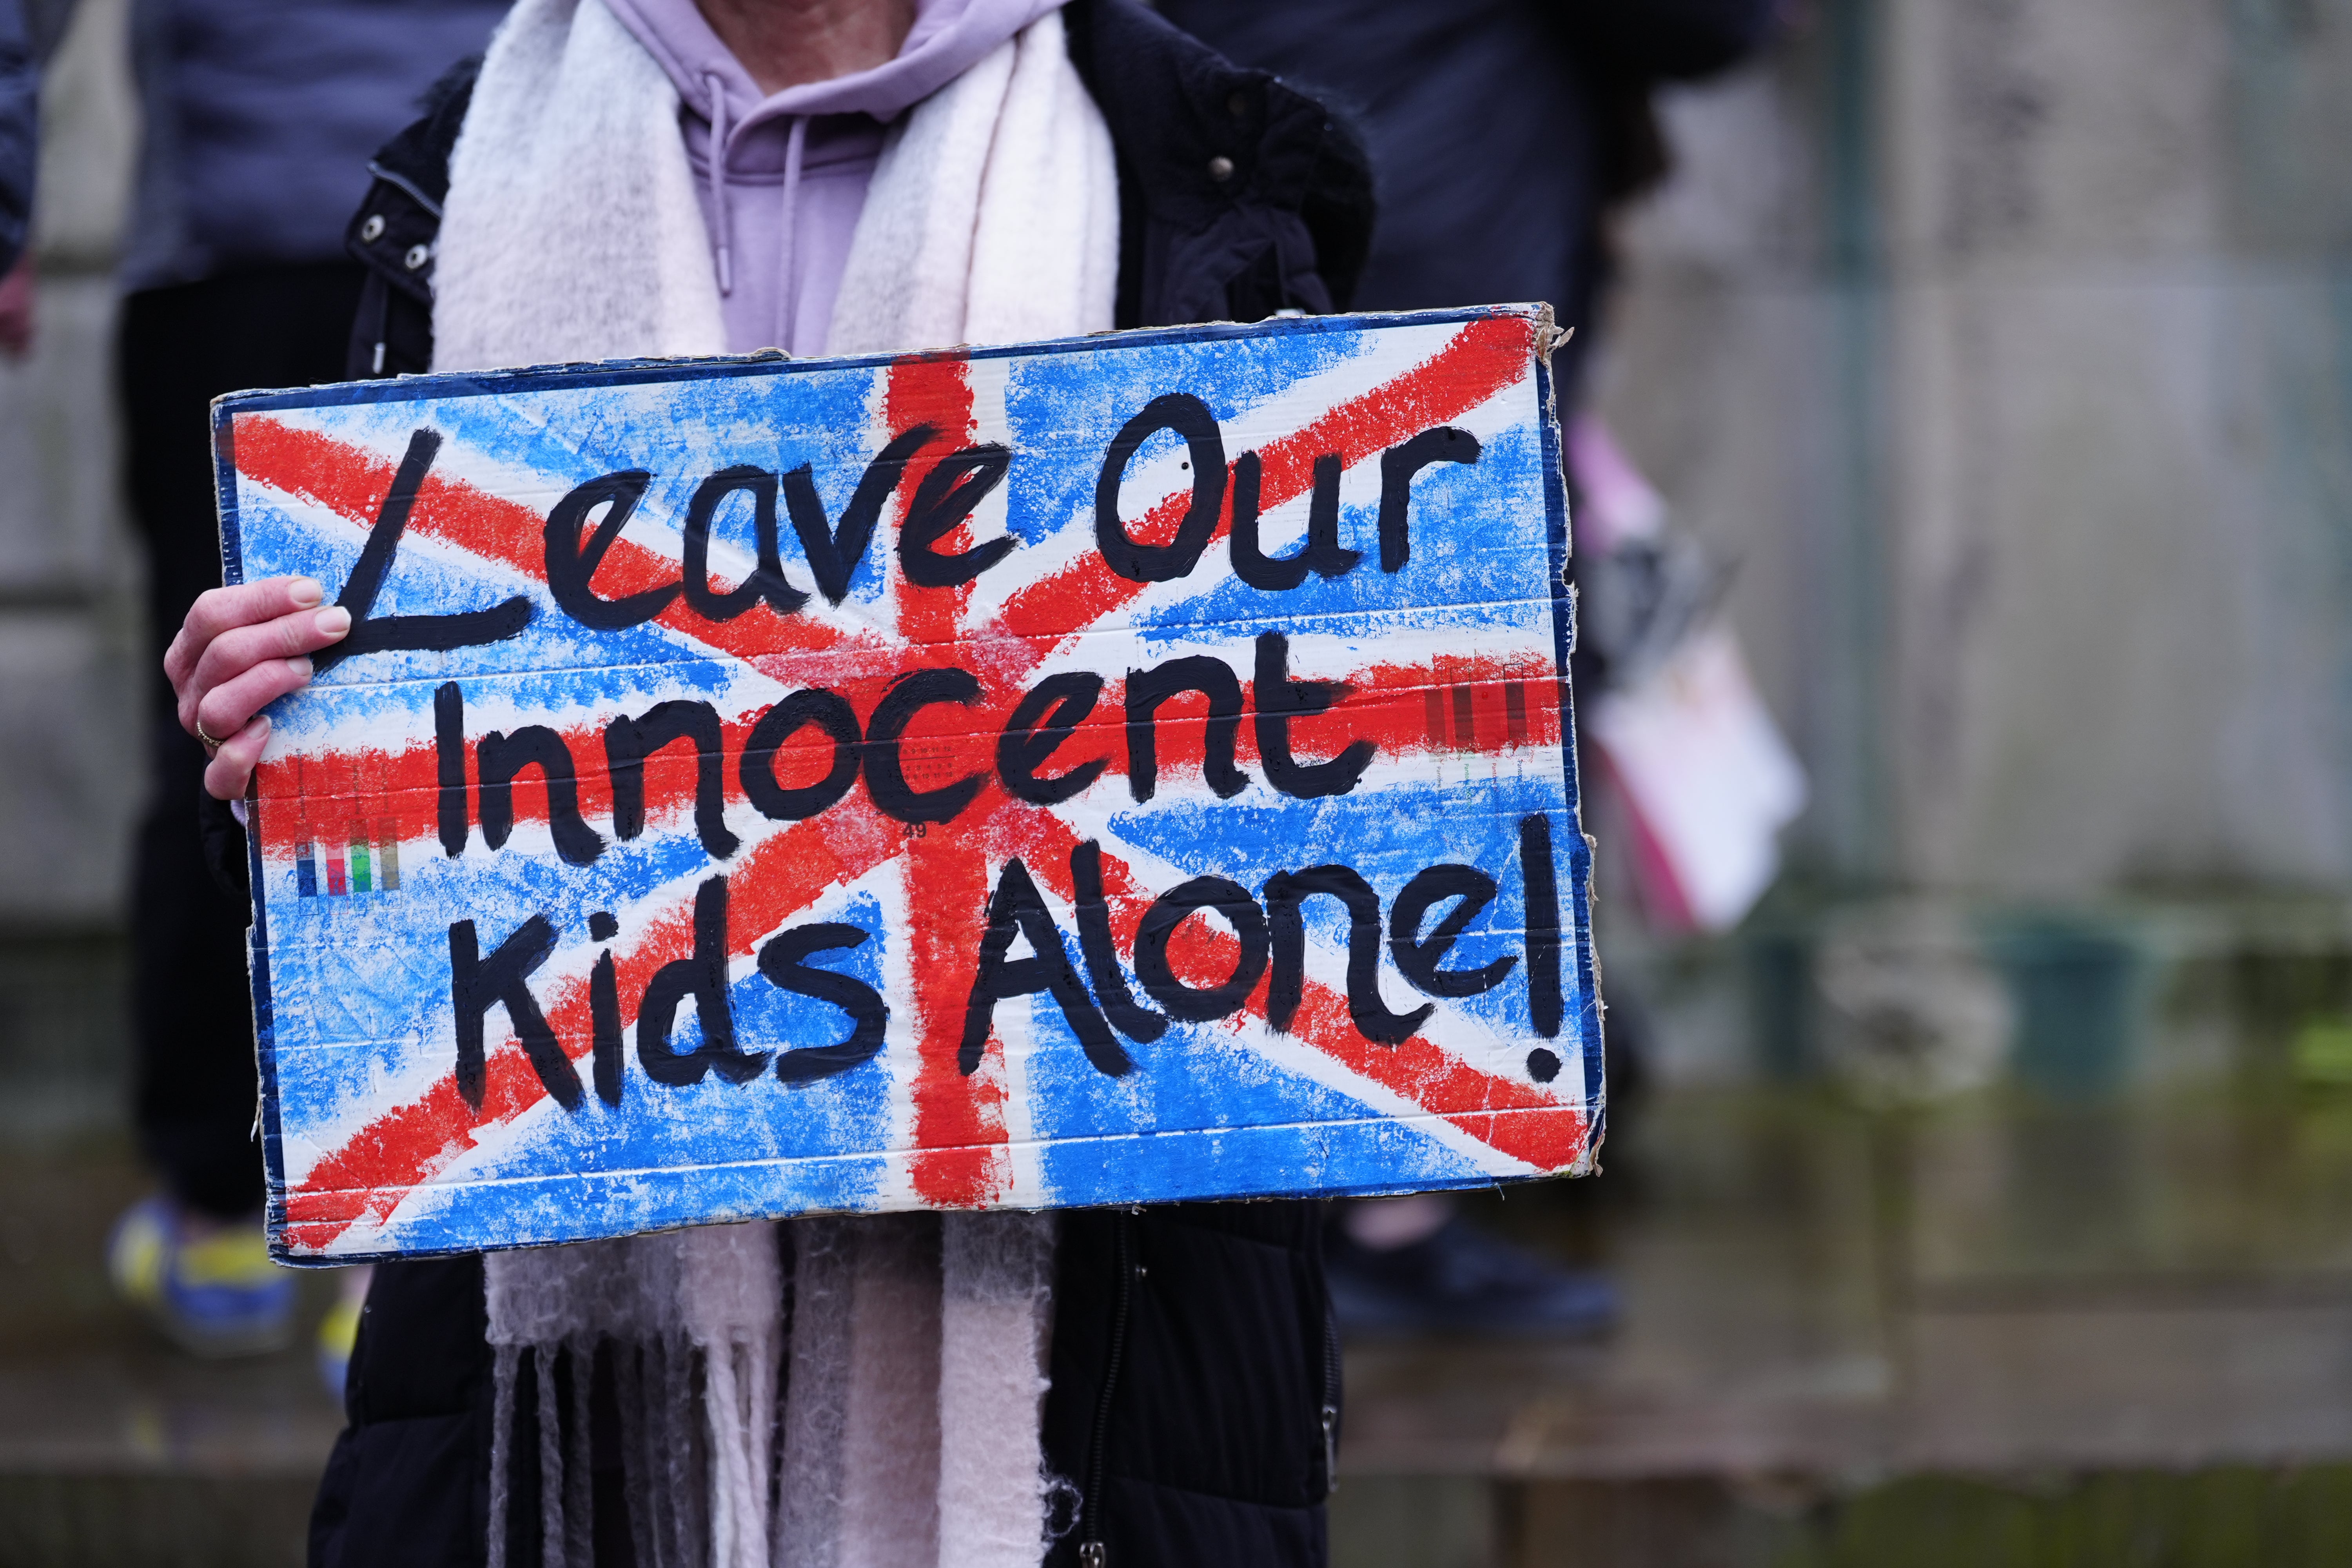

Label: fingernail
[286,657,313,679]
[316,607,351,637]
[251,715,271,736]
[289,578,324,608]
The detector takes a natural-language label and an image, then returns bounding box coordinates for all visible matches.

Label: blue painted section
[439,892,897,1217]
[1132,424,1556,646]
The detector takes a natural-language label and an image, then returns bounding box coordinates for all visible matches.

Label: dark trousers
[118,262,364,1220]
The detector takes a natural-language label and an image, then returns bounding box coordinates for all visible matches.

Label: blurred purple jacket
[1160,0,1773,404]
[0,0,34,272]
[122,0,506,292]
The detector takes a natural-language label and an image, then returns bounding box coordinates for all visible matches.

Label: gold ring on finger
[195,717,230,754]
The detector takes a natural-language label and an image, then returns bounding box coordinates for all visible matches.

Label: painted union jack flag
[214,305,1604,1262]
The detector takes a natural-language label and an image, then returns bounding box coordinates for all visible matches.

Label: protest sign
[214,305,1605,1261]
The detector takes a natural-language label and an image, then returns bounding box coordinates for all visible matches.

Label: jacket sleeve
[1063,0,1375,330]
[1556,0,1777,82]
[343,54,478,380]
[0,0,34,274]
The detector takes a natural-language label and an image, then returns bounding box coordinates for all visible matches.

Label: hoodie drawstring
[705,71,734,295]
[780,114,809,327]
[701,75,815,339]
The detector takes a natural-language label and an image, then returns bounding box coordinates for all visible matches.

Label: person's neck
[693,0,918,96]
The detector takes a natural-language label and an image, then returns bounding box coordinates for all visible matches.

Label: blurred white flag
[1572,416,1805,933]
[1590,627,1806,932]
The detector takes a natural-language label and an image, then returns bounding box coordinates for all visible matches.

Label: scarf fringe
[484,1217,1064,1566]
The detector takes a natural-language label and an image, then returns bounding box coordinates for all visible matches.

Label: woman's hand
[165,577,352,799]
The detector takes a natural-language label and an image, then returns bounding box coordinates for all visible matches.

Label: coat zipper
[1078,1211,1137,1568]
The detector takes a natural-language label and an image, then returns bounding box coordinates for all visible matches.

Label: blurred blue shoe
[1326,1215,1618,1338]
[107,1195,296,1357]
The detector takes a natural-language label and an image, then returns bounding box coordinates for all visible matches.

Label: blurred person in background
[0,0,37,354]
[1161,0,1775,1337]
[102,0,506,1385]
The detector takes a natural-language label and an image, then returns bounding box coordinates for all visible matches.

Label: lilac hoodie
[603,0,1061,356]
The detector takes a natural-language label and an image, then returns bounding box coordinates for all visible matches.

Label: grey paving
[4,1092,2351,1564]
[1339,1090,2352,1491]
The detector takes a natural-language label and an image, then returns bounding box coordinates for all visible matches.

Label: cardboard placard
[215,305,1604,1261]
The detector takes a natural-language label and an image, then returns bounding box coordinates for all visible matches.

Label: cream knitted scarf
[430,1,1117,1563]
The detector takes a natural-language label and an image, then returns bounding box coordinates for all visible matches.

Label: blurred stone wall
[0,0,140,1130]
[1595,0,2352,902]
[0,0,139,934]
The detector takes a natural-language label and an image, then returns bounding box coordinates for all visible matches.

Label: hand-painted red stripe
[252,652,1561,868]
[873,358,1022,1208]
[898,824,1012,1207]
[886,356,982,654]
[255,671,918,859]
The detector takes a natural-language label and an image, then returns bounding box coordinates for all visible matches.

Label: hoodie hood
[604,0,1060,131]
[596,0,1063,354]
